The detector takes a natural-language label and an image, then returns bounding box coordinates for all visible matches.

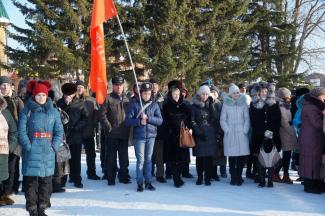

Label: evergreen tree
[6,0,91,78]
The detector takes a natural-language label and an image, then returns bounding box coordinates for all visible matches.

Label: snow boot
[196,175,203,185]
[0,196,7,206]
[2,195,14,205]
[145,183,156,191]
[38,209,48,216]
[282,174,293,184]
[28,209,38,216]
[137,183,144,192]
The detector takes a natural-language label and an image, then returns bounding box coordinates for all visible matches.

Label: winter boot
[196,174,203,185]
[0,196,6,206]
[258,168,266,188]
[272,174,282,183]
[304,179,322,194]
[28,209,38,216]
[87,174,100,180]
[267,168,274,187]
[282,174,293,184]
[38,209,48,216]
[137,183,144,192]
[2,195,14,205]
[145,183,156,191]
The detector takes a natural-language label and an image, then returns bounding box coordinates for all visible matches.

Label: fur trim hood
[0,95,8,111]
[223,94,248,106]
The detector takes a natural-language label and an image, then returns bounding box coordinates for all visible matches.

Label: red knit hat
[27,80,51,96]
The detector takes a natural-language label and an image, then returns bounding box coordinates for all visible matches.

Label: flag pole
[115,14,144,110]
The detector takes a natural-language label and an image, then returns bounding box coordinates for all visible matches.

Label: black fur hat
[61,83,77,95]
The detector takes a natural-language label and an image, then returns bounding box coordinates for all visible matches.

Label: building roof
[0,1,10,24]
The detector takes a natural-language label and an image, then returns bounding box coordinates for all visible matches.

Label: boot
[145,183,156,191]
[28,209,38,216]
[196,174,203,185]
[0,196,7,206]
[88,174,100,180]
[258,168,266,188]
[304,179,322,194]
[38,209,48,216]
[137,183,144,192]
[2,195,14,205]
[267,168,274,187]
[272,173,282,183]
[282,174,293,184]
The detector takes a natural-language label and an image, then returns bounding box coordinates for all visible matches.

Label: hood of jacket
[223,94,247,106]
[192,94,213,108]
[26,97,54,113]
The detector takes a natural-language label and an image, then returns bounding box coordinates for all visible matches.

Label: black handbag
[56,135,71,163]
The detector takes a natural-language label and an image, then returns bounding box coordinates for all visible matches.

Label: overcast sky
[3,0,325,75]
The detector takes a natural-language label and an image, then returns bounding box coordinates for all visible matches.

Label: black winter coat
[249,102,282,154]
[191,96,218,157]
[163,94,191,163]
[57,97,89,145]
[99,92,130,140]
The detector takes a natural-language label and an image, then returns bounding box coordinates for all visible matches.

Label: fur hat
[310,87,325,98]
[197,85,210,96]
[27,80,51,96]
[167,80,183,90]
[0,76,12,85]
[140,82,153,93]
[278,87,291,98]
[228,83,240,95]
[62,83,77,95]
[112,76,124,85]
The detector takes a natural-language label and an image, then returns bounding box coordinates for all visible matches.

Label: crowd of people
[0,75,324,216]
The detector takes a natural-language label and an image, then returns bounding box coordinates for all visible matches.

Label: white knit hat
[197,85,210,95]
[228,84,240,95]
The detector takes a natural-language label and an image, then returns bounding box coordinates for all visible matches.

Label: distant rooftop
[0,0,10,24]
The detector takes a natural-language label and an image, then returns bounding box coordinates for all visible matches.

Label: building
[0,1,10,76]
[305,72,325,87]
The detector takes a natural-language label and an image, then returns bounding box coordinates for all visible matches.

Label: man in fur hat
[57,83,89,188]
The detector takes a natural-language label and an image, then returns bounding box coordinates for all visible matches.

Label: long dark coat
[191,95,218,157]
[298,94,325,180]
[249,101,282,154]
[163,94,191,163]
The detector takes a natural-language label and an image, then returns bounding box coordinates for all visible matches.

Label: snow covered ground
[1,148,324,216]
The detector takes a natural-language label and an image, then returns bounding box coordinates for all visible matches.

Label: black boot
[145,183,156,191]
[304,179,322,194]
[137,183,144,192]
[38,209,48,216]
[196,174,203,185]
[258,168,266,188]
[267,168,274,188]
[28,209,38,216]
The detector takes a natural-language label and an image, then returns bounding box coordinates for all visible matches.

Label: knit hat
[197,85,210,95]
[210,85,220,94]
[0,76,12,85]
[27,80,51,96]
[149,78,158,84]
[278,87,291,98]
[310,87,325,98]
[62,83,77,95]
[228,83,240,95]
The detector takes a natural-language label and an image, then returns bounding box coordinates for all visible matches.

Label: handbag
[56,135,71,163]
[179,121,196,148]
[320,154,325,179]
[258,142,281,168]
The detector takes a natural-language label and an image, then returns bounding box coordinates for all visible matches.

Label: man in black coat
[99,76,131,185]
[75,80,100,180]
[57,83,89,188]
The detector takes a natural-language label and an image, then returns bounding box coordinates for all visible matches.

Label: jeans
[134,138,155,184]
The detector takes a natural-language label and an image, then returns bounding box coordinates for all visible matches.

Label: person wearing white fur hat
[220,84,250,186]
[191,85,218,186]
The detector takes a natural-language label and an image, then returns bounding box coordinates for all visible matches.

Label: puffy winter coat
[18,98,64,177]
[279,101,297,151]
[220,94,250,157]
[298,94,325,180]
[191,95,218,157]
[99,92,130,139]
[125,99,163,139]
[0,96,17,182]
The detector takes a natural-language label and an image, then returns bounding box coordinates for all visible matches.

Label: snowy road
[1,148,324,216]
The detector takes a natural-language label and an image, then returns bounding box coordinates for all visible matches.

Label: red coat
[298,94,325,180]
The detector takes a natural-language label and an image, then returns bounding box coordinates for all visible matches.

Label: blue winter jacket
[126,99,163,139]
[293,95,304,136]
[18,98,64,177]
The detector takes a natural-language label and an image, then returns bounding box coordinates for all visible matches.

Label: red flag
[89,0,117,104]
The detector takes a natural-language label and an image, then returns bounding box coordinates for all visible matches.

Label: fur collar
[0,96,7,111]
[167,92,184,106]
[192,94,213,108]
[26,98,54,112]
[223,94,248,106]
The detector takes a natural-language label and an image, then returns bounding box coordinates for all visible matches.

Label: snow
[1,148,325,216]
